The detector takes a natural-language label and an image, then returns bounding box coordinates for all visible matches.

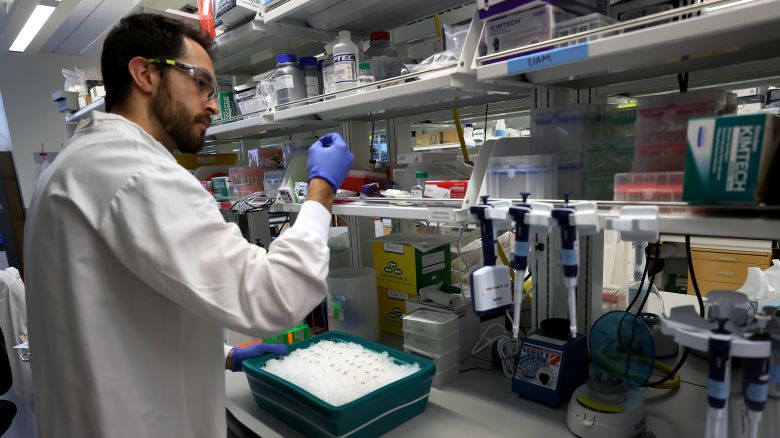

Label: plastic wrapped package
[632,90,737,172]
[282,140,309,168]
[405,21,471,76]
[488,155,558,200]
[62,69,85,94]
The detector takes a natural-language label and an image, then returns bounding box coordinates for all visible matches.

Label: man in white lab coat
[24,13,353,438]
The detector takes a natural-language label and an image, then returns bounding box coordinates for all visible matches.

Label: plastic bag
[405,20,471,74]
[76,67,104,92]
[62,68,85,94]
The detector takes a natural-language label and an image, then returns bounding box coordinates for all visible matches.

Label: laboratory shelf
[276,200,467,222]
[205,114,336,140]
[273,68,530,122]
[597,204,780,240]
[212,17,334,75]
[475,0,780,94]
[64,98,105,124]
[261,0,470,34]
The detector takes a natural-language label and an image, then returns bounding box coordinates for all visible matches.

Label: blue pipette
[551,193,579,339]
[508,193,533,340]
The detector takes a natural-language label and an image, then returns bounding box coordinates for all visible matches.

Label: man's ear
[127,56,158,96]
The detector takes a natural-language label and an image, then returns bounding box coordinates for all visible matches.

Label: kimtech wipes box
[371,234,453,297]
[684,113,780,204]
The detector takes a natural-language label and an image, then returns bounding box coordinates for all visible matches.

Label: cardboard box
[484,4,573,55]
[684,114,780,204]
[372,234,453,296]
[425,180,469,199]
[377,287,408,336]
[213,91,237,122]
[440,130,461,144]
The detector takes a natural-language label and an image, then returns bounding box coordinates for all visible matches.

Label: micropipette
[742,311,771,438]
[705,292,744,438]
[508,193,533,340]
[551,193,580,339]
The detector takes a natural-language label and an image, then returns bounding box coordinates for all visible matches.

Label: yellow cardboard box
[371,234,453,297]
[377,287,408,336]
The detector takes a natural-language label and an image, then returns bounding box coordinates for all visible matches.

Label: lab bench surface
[225,355,711,438]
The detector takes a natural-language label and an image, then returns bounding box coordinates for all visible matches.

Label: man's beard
[151,78,207,154]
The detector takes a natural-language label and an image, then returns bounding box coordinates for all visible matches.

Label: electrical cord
[471,323,518,379]
[685,235,706,318]
[637,243,662,314]
[645,235,706,388]
[626,244,653,313]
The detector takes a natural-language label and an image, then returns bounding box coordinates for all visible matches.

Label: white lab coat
[24,111,331,438]
[0,267,35,437]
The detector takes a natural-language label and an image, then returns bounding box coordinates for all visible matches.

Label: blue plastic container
[242,330,436,437]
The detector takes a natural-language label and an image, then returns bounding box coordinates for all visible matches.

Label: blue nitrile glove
[307,133,354,192]
[230,342,288,372]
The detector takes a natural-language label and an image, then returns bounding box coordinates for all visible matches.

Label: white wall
[0,50,92,206]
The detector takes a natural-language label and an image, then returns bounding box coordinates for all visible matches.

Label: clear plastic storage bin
[402,310,458,339]
[554,13,618,48]
[633,90,737,172]
[404,344,460,374]
[229,166,265,196]
[488,155,558,200]
[613,172,684,203]
[403,331,459,356]
[431,364,459,389]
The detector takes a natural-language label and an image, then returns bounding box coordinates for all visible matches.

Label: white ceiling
[0,0,195,57]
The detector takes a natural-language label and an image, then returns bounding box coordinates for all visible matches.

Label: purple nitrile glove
[307,132,354,192]
[230,342,288,372]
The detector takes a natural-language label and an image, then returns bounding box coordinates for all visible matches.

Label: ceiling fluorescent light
[9,5,56,53]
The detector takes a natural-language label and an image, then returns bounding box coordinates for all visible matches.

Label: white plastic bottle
[463,123,476,148]
[494,119,507,138]
[333,30,359,95]
[411,171,427,206]
[322,40,336,95]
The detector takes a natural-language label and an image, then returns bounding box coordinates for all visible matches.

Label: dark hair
[101,13,212,112]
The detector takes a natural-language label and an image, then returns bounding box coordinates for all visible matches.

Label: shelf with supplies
[276,199,464,222]
[475,0,780,94]
[212,17,334,75]
[264,138,780,241]
[64,98,105,125]
[260,0,470,35]
[272,17,533,122]
[205,113,337,140]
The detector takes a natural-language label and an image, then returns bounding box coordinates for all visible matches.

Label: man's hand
[307,133,354,193]
[226,342,288,372]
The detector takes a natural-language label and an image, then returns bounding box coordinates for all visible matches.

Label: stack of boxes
[371,234,453,336]
[402,310,460,388]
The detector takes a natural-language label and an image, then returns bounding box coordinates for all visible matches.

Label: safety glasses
[146,58,218,101]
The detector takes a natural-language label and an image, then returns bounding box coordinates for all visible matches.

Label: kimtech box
[371,234,453,297]
[684,113,780,204]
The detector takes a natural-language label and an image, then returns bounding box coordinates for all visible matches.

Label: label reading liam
[506,44,588,75]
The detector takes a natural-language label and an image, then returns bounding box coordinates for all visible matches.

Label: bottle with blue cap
[299,56,323,98]
[271,53,306,108]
